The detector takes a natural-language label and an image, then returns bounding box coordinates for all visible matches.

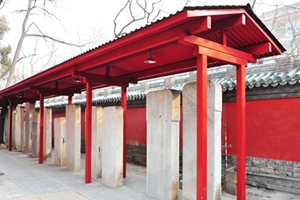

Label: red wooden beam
[241,42,272,55]
[193,46,248,66]
[121,86,127,178]
[73,71,137,86]
[196,55,208,199]
[179,34,256,63]
[200,14,246,37]
[30,87,81,96]
[85,81,92,184]
[39,93,44,164]
[8,100,13,151]
[237,65,247,200]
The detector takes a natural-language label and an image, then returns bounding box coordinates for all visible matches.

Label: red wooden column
[8,100,13,151]
[121,86,127,178]
[236,65,246,200]
[68,95,73,104]
[39,93,44,164]
[196,54,208,200]
[85,81,92,183]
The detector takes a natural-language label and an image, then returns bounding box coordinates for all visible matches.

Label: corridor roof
[0,4,285,104]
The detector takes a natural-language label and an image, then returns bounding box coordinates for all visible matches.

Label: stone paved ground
[1,148,300,200]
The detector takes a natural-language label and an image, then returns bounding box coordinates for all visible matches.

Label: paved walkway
[0,150,151,200]
[1,149,300,200]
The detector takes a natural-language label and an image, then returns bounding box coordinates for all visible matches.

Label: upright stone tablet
[102,106,123,188]
[31,110,39,158]
[146,90,180,200]
[25,103,35,153]
[15,105,25,151]
[66,104,81,171]
[182,81,222,200]
[44,107,52,160]
[92,106,103,179]
[54,117,66,166]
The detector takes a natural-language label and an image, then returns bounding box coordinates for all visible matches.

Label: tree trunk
[0,99,8,144]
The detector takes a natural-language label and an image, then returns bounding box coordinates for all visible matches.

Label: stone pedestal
[66,105,81,171]
[102,106,123,188]
[146,90,180,200]
[182,81,222,200]
[92,106,103,179]
[25,103,35,154]
[44,108,52,160]
[54,117,66,166]
[31,110,39,158]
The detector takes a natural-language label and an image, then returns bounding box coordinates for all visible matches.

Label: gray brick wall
[224,155,300,194]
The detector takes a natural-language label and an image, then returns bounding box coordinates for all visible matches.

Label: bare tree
[113,0,163,38]
[4,0,89,87]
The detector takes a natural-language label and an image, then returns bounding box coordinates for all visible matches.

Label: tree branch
[26,34,84,47]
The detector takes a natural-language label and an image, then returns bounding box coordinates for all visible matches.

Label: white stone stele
[146,89,180,200]
[25,103,34,154]
[54,117,66,166]
[4,112,8,144]
[15,105,25,151]
[12,109,16,148]
[66,104,81,171]
[102,106,123,188]
[182,81,222,200]
[44,108,52,160]
[92,106,103,179]
[31,110,39,158]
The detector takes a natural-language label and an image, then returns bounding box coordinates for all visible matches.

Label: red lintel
[73,71,137,86]
[241,42,272,55]
[30,87,81,96]
[194,46,248,66]
[179,33,256,63]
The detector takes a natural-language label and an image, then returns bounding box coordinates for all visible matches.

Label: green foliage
[0,15,11,81]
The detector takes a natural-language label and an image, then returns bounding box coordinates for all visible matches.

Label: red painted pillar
[121,86,127,178]
[8,100,13,151]
[196,55,208,200]
[85,81,92,184]
[68,95,73,104]
[39,93,44,164]
[237,65,246,200]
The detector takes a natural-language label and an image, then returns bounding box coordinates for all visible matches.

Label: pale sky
[1,0,300,80]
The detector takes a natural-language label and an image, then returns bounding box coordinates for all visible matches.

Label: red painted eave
[0,4,285,102]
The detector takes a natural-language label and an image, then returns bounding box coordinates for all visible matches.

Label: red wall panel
[223,98,300,162]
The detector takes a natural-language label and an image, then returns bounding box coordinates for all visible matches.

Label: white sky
[1,0,300,79]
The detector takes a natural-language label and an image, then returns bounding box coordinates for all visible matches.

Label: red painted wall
[52,97,300,163]
[127,107,146,146]
[223,98,300,163]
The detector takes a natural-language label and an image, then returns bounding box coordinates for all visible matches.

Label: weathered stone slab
[66,105,81,171]
[146,90,180,200]
[15,106,25,151]
[54,117,66,166]
[4,112,8,144]
[12,110,16,148]
[25,103,35,154]
[31,110,39,158]
[182,81,222,200]
[102,106,123,188]
[92,106,103,179]
[44,107,52,160]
